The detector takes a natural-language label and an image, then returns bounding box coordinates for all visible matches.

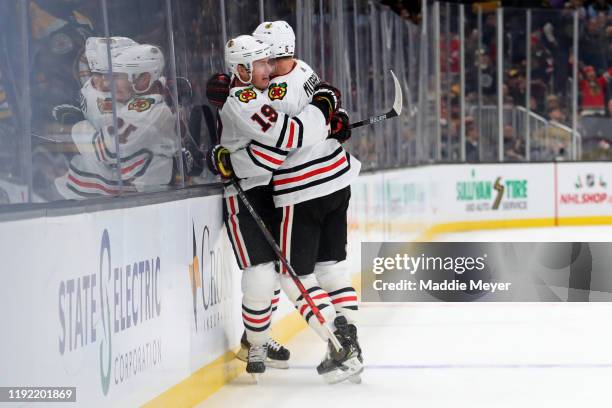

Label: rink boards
[350,161,612,241]
[2,161,612,406]
[0,195,299,407]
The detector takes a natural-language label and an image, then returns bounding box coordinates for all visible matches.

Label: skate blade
[348,374,362,384]
[265,358,289,369]
[250,373,261,384]
[322,357,364,385]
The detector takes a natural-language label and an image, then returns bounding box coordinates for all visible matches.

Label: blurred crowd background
[0,0,610,206]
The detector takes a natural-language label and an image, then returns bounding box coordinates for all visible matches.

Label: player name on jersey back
[267,59,361,207]
[303,71,318,98]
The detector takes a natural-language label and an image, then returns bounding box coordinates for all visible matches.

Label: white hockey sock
[241,262,277,346]
[314,261,359,325]
[279,272,336,342]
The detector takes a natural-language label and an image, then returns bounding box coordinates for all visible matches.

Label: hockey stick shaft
[230,178,343,351]
[348,70,404,130]
[348,110,399,130]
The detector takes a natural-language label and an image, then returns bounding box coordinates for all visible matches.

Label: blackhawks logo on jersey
[235,87,257,103]
[268,82,288,101]
[128,97,155,112]
[96,97,113,114]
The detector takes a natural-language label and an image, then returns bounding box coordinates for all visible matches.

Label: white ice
[198,226,612,408]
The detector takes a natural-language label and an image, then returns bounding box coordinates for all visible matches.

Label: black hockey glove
[206,72,231,108]
[329,108,351,143]
[310,82,341,124]
[206,145,233,178]
[52,104,84,128]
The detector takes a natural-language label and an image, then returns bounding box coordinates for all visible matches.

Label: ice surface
[199,227,612,407]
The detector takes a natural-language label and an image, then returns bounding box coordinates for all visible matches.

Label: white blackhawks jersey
[80,76,114,131]
[231,59,361,207]
[55,94,178,198]
[219,79,328,196]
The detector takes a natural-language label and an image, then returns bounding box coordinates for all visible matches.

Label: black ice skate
[265,338,290,368]
[316,316,364,384]
[344,321,363,384]
[246,344,267,382]
[237,331,290,369]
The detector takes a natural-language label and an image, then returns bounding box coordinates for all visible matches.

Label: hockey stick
[230,178,344,352]
[348,70,403,129]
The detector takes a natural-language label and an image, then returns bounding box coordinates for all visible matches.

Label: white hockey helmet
[225,35,272,81]
[108,44,165,92]
[85,37,138,73]
[253,21,295,58]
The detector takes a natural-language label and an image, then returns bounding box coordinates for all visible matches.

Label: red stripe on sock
[331,296,358,304]
[242,313,271,324]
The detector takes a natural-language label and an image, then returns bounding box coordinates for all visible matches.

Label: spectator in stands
[530,108,571,160]
[580,15,608,68]
[548,107,567,123]
[529,96,541,114]
[582,137,612,160]
[607,26,612,67]
[530,33,555,88]
[586,0,612,19]
[28,1,96,131]
[477,51,497,98]
[465,116,479,162]
[503,125,525,162]
[507,67,526,105]
[565,0,588,18]
[550,0,566,8]
[546,94,562,113]
[548,109,572,159]
[579,65,610,115]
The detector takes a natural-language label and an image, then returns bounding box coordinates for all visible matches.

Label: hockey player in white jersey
[252,20,362,384]
[55,42,179,198]
[51,37,138,134]
[80,36,138,130]
[208,25,363,384]
[206,34,343,378]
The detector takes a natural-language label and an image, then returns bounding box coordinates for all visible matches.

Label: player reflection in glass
[54,38,179,199]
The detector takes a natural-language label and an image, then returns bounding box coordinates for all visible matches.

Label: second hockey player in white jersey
[249,20,362,384]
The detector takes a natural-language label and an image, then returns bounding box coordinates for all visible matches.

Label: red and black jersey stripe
[272,152,351,196]
[247,140,289,172]
[275,115,304,150]
[65,162,123,197]
[274,146,344,175]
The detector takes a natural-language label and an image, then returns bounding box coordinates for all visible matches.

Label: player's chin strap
[233,66,253,88]
[230,178,344,352]
[131,75,166,95]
